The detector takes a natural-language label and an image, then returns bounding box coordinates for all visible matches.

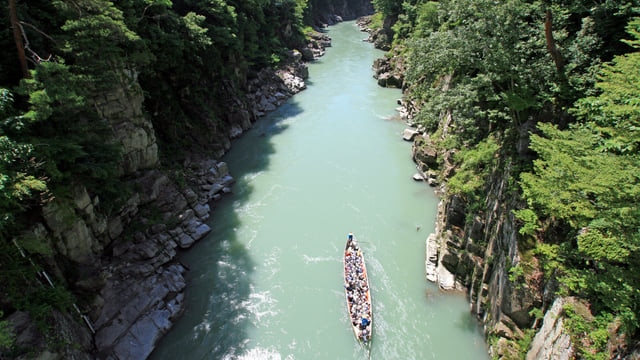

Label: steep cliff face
[311,0,374,25]
[412,122,576,359]
[364,17,560,356]
[6,35,324,359]
[526,297,574,360]
[38,71,160,268]
[94,70,159,176]
[10,69,223,359]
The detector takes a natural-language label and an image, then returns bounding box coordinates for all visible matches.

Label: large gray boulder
[526,297,574,360]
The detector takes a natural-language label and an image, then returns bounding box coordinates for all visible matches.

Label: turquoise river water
[150,21,489,360]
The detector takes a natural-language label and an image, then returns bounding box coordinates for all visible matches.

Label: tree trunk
[9,0,30,78]
[545,10,564,73]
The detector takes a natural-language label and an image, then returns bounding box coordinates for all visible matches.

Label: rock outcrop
[414,141,548,358]
[5,23,331,360]
[90,162,233,359]
[526,297,574,360]
[94,70,160,175]
[404,83,585,359]
[311,0,374,26]
[357,15,394,51]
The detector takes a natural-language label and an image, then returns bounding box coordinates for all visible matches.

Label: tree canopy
[0,0,316,351]
[520,18,640,337]
[388,0,640,356]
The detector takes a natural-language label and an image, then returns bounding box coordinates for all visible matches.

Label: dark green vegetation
[0,0,369,354]
[375,0,639,357]
[2,0,639,357]
[1,0,303,235]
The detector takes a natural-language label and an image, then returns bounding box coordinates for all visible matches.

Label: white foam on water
[243,170,265,183]
[244,228,259,248]
[262,246,282,280]
[345,202,362,214]
[192,313,212,340]
[243,288,279,324]
[225,346,290,360]
[234,200,266,222]
[301,254,338,264]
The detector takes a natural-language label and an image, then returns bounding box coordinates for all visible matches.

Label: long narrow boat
[343,233,373,349]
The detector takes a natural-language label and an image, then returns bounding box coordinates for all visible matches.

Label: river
[150,21,488,360]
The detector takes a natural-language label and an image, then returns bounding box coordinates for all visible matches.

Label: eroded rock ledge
[92,51,319,359]
[7,28,331,360]
[91,162,234,359]
[400,59,580,360]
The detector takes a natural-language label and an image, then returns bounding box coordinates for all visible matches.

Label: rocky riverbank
[92,45,328,359]
[358,12,560,359]
[361,12,609,360]
[6,29,332,360]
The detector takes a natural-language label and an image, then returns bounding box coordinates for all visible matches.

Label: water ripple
[228,346,285,360]
[301,254,338,264]
[243,288,279,324]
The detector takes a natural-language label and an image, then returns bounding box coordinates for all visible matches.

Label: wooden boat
[343,233,373,348]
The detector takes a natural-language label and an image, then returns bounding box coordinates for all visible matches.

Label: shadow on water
[150,100,304,359]
[455,306,485,335]
[151,21,489,359]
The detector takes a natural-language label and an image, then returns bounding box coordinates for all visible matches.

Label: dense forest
[1,0,639,358]
[372,0,639,358]
[0,0,370,357]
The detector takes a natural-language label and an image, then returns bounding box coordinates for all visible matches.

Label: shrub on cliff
[519,17,640,353]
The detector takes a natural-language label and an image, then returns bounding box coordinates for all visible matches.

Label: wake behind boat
[343,233,373,347]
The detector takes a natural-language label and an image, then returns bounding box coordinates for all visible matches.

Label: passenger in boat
[348,232,353,241]
[361,317,370,327]
[362,329,370,342]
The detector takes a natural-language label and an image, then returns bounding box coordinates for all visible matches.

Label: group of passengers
[345,233,372,343]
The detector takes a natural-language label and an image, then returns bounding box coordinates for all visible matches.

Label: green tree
[0,311,15,350]
[0,89,47,233]
[447,135,500,209]
[56,0,142,81]
[373,0,402,17]
[405,0,555,144]
[572,18,640,154]
[15,62,121,189]
[520,17,640,334]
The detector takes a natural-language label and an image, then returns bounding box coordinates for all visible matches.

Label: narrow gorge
[2,3,375,359]
[3,1,639,359]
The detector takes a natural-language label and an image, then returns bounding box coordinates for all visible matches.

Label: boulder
[173,228,195,249]
[193,203,210,219]
[377,72,402,88]
[438,264,456,290]
[412,134,438,169]
[402,128,419,141]
[425,233,439,283]
[300,47,315,61]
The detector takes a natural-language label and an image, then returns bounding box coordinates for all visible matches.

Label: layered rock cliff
[6,39,324,360]
[393,67,580,358]
[310,0,374,26]
[362,14,584,360]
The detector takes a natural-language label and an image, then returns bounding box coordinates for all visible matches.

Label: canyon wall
[7,43,318,359]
